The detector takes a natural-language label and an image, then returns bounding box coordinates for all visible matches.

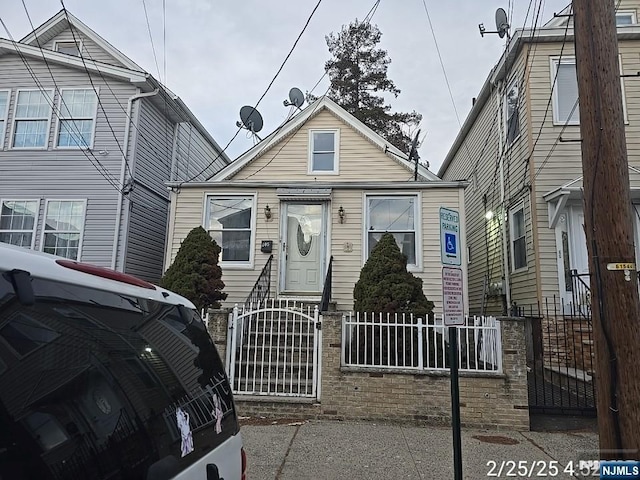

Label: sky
[2,0,570,174]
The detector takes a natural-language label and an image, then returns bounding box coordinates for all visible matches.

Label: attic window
[55,41,80,57]
[309,129,339,174]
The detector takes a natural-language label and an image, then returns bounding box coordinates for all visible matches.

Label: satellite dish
[495,8,509,38]
[283,87,305,109]
[236,106,264,134]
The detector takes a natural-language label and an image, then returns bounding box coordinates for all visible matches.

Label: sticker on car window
[176,407,194,457]
[212,393,223,434]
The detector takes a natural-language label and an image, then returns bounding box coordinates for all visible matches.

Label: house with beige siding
[165,96,467,312]
[438,3,640,316]
[0,10,229,283]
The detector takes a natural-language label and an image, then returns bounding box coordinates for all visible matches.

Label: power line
[141,0,162,81]
[184,0,324,184]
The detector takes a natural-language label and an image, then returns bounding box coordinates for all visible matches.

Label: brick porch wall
[207,310,529,430]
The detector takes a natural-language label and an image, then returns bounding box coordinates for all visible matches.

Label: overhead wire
[141,0,162,81]
[183,0,324,184]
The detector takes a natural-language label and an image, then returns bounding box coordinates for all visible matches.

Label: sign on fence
[442,266,464,326]
[439,207,461,266]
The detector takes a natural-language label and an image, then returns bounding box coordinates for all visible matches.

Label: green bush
[160,226,227,312]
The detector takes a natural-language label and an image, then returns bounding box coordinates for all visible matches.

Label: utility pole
[573,0,640,459]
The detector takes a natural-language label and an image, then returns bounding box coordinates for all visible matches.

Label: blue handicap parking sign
[445,233,457,254]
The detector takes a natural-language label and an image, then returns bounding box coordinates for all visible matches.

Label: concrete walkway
[241,419,599,479]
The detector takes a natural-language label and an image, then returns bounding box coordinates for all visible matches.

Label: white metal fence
[227,300,321,398]
[342,313,502,373]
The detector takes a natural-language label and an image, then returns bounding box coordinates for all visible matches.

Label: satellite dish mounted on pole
[283,87,305,110]
[478,8,510,39]
[236,106,264,142]
[409,130,421,181]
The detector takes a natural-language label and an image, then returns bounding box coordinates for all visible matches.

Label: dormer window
[55,41,80,57]
[309,129,339,174]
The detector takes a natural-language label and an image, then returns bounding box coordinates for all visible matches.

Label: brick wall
[207,309,529,430]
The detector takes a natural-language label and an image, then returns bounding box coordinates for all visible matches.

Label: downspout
[111,88,160,270]
[497,81,512,313]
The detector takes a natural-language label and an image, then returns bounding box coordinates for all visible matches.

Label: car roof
[0,243,196,309]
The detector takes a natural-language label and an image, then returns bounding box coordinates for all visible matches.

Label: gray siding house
[0,10,229,282]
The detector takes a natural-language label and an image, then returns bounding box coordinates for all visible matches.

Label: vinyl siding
[173,122,228,182]
[167,185,465,312]
[230,109,415,182]
[42,28,129,68]
[0,53,136,267]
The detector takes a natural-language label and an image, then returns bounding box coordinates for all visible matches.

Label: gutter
[111,88,160,270]
[165,180,469,189]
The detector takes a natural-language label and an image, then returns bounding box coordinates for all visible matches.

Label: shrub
[160,226,227,312]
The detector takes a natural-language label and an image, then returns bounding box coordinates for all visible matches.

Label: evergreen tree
[160,226,227,312]
[316,20,422,154]
[354,232,433,317]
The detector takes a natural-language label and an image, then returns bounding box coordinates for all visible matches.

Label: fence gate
[227,300,321,398]
[525,300,596,416]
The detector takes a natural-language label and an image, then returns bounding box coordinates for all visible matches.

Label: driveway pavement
[241,419,599,479]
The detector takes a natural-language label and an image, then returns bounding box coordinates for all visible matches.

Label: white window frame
[308,129,340,175]
[202,193,256,269]
[0,198,40,249]
[10,88,53,150]
[54,87,99,150]
[0,89,10,150]
[616,10,637,26]
[0,312,60,359]
[53,40,83,56]
[40,199,87,261]
[551,55,628,126]
[504,77,520,145]
[509,202,527,273]
[362,192,422,272]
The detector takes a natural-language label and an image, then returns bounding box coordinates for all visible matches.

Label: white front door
[281,203,326,294]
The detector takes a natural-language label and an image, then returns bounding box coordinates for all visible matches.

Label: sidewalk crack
[275,423,303,479]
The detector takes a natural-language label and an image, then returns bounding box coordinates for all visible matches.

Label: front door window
[283,204,324,293]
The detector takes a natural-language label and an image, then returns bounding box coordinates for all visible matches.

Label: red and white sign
[442,267,464,326]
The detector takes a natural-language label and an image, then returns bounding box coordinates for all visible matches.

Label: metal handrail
[320,256,333,312]
[244,255,273,309]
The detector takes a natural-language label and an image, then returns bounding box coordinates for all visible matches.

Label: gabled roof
[20,9,142,71]
[211,96,440,182]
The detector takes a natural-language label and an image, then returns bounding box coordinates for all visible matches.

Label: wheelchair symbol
[445,233,457,255]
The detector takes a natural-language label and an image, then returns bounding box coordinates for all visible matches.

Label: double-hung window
[0,90,9,147]
[56,88,98,148]
[366,195,420,268]
[510,203,527,271]
[551,58,580,125]
[0,313,59,357]
[205,196,254,265]
[309,129,339,174]
[42,200,86,260]
[505,78,520,144]
[12,89,53,148]
[0,200,39,248]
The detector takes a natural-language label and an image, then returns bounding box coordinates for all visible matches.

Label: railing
[244,254,273,310]
[341,313,502,373]
[568,270,592,319]
[320,256,333,312]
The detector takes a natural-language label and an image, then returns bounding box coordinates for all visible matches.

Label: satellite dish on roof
[283,87,305,109]
[495,8,509,38]
[236,105,264,137]
[478,7,510,39]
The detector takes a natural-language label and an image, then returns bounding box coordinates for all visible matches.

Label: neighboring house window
[510,203,527,271]
[366,195,420,268]
[0,89,9,147]
[616,11,636,25]
[551,58,579,125]
[42,200,86,260]
[309,129,339,173]
[205,196,254,264]
[56,88,98,148]
[0,313,59,357]
[505,79,520,144]
[54,41,81,56]
[0,199,39,248]
[12,89,53,148]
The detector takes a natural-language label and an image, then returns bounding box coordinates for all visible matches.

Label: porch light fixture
[485,210,494,220]
[264,205,272,220]
[338,206,345,223]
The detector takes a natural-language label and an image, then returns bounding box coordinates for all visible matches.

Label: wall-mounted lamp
[264,205,272,220]
[485,210,494,220]
[338,206,345,224]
